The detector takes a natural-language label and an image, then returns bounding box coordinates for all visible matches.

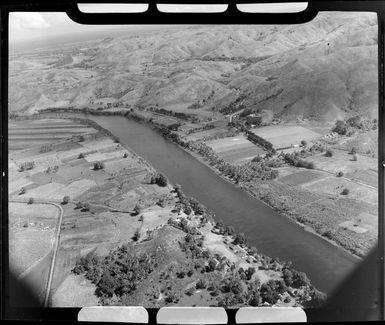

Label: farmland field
[206,135,265,164]
[8,119,96,152]
[249,125,321,149]
[277,169,325,186]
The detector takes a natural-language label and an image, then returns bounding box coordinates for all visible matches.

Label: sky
[9,3,308,43]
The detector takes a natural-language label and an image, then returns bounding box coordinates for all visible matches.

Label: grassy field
[277,169,325,186]
[306,149,377,175]
[250,125,321,149]
[206,135,265,164]
[9,202,58,277]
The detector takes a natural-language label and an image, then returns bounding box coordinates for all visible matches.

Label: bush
[27,197,34,204]
[300,140,307,147]
[78,153,85,159]
[352,154,358,161]
[19,187,26,195]
[185,287,195,296]
[123,152,128,158]
[325,149,333,157]
[341,188,350,195]
[336,171,344,177]
[62,196,70,205]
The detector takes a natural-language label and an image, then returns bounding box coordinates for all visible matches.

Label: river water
[51,113,361,295]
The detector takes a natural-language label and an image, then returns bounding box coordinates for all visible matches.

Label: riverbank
[30,110,361,295]
[176,141,362,262]
[53,108,365,261]
[9,116,327,307]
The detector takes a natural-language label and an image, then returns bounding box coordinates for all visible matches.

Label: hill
[9,12,377,122]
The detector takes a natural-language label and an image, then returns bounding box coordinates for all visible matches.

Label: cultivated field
[9,119,96,152]
[206,135,265,164]
[250,125,321,149]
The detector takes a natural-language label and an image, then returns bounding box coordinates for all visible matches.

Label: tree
[155,173,168,187]
[336,171,344,177]
[133,203,141,215]
[300,140,307,147]
[207,259,217,272]
[233,233,247,245]
[196,278,207,289]
[341,188,350,195]
[78,153,85,159]
[183,205,192,215]
[332,120,348,135]
[62,196,70,205]
[133,229,141,241]
[325,149,333,157]
[185,287,195,296]
[75,201,83,209]
[260,282,279,304]
[82,203,91,211]
[28,197,34,204]
[249,295,260,306]
[96,270,116,297]
[93,161,105,170]
[283,268,293,286]
[19,187,26,195]
[225,226,236,236]
[123,152,128,158]
[292,271,310,288]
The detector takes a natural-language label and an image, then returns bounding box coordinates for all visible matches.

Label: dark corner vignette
[1,0,385,323]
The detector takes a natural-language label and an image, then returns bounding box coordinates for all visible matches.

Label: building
[246,114,263,126]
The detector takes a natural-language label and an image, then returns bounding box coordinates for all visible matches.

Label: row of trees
[283,153,314,169]
[245,131,274,151]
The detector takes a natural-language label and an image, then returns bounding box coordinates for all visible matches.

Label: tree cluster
[72,246,157,299]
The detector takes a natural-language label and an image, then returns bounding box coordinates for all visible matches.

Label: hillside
[9,12,377,122]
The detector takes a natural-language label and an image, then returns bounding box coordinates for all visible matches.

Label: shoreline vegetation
[28,107,367,261]
[9,110,327,308]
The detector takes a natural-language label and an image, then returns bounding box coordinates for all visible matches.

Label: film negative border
[1,1,385,323]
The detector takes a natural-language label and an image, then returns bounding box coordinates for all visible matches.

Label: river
[48,112,361,295]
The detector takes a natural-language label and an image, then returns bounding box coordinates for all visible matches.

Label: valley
[7,11,379,309]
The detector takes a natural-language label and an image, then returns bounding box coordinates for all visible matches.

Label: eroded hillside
[9,12,377,121]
